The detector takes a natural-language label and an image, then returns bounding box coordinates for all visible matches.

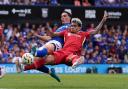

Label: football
[22,53,34,65]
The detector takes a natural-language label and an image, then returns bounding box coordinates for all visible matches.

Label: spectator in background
[0,0,3,4]
[74,0,81,6]
[87,23,95,32]
[95,0,128,6]
[2,43,9,63]
[0,49,2,63]
[123,0,128,5]
[24,0,30,5]
[84,53,90,63]
[31,0,37,5]
[0,25,4,46]
[15,0,24,5]
[49,0,59,6]
[4,24,13,41]
[124,51,128,63]
[35,0,49,6]
[12,51,22,64]
[52,23,59,32]
[3,0,10,4]
[124,25,128,37]
[82,0,91,7]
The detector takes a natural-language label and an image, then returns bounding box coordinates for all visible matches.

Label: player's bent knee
[44,44,55,53]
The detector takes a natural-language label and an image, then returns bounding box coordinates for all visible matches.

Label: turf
[0,74,127,89]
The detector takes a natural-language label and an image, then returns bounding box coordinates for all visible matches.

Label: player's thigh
[45,55,55,64]
[44,44,55,53]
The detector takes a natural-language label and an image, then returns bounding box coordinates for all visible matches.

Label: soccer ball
[0,67,6,79]
[22,53,34,65]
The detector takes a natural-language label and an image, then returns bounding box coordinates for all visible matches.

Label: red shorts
[53,50,70,64]
[53,47,80,65]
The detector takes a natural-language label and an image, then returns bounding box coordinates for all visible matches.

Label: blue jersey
[50,23,70,45]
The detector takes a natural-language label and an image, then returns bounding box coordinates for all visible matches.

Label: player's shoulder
[56,24,70,32]
[79,31,90,36]
[61,23,70,29]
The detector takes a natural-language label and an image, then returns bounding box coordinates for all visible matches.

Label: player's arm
[31,30,52,41]
[48,27,64,37]
[90,11,108,35]
[49,31,61,36]
[34,33,52,41]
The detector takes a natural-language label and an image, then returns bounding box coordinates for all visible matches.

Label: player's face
[61,12,71,24]
[70,22,81,33]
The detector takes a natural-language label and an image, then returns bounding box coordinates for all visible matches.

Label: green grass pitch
[0,74,127,89]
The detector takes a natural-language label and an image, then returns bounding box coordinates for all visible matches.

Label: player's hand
[103,11,109,21]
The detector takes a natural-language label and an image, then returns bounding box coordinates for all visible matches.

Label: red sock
[24,63,36,71]
[24,58,45,71]
[34,58,45,68]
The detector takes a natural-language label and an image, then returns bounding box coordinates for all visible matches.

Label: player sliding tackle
[35,11,108,68]
[16,11,108,82]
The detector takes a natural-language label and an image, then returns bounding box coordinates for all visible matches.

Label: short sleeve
[58,30,67,36]
[84,31,91,39]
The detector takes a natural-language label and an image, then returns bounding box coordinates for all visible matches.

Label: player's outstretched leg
[15,58,45,73]
[15,59,61,82]
[49,68,61,82]
[15,59,37,73]
[31,44,38,55]
[38,67,61,82]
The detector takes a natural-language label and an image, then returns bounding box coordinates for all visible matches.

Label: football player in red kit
[45,18,89,67]
[34,10,108,67]
[34,11,108,67]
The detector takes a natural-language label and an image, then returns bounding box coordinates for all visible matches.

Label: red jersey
[59,29,90,52]
[53,29,90,65]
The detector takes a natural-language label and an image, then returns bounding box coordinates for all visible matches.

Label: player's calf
[49,68,61,82]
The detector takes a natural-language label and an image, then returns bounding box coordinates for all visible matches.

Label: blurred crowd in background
[0,22,128,64]
[0,0,128,64]
[0,0,128,7]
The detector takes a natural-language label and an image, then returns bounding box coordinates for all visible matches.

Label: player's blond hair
[71,18,82,27]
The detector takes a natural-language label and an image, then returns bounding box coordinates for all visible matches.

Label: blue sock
[37,66,49,74]
[35,48,48,57]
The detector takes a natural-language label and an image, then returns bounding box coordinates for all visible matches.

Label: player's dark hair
[63,11,72,18]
